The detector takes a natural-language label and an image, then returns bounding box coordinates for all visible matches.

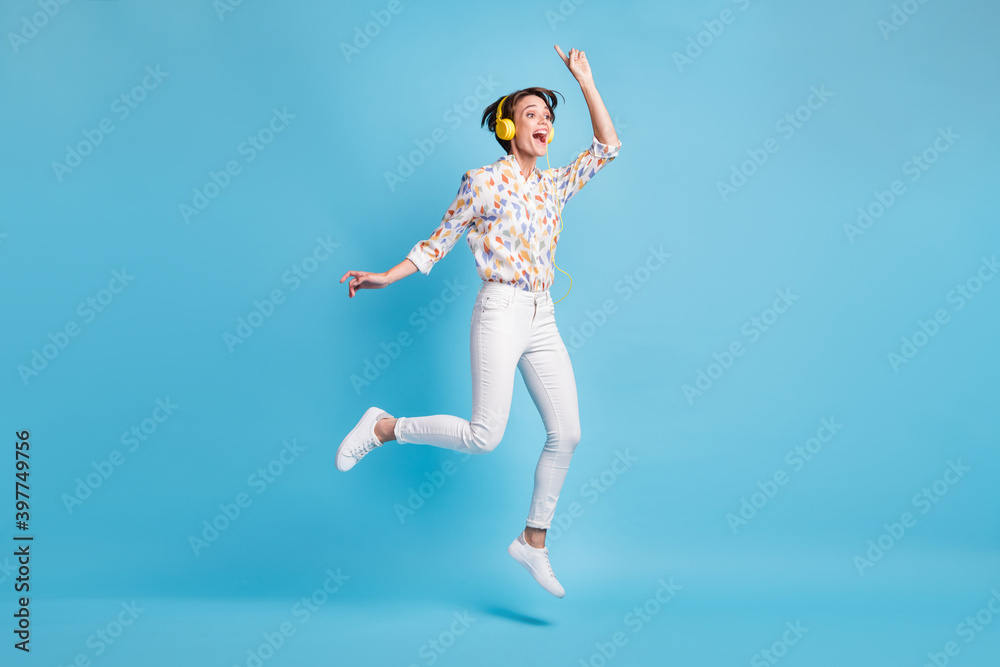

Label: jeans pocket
[481,294,508,312]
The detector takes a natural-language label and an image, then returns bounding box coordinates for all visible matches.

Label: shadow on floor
[480,605,553,626]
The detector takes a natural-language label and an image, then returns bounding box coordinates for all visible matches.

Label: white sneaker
[336,406,391,472]
[508,531,565,598]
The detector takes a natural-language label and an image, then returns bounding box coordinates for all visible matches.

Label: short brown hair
[481,87,564,154]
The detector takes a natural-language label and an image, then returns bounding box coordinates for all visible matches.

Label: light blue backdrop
[1,0,998,665]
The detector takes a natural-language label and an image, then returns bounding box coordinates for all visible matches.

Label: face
[511,94,552,158]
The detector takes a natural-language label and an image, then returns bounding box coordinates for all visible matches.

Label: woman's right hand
[340,270,390,298]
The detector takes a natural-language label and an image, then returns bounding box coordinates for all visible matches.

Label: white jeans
[394,280,582,529]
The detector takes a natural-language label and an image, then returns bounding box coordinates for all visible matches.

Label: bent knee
[550,422,581,451]
[469,424,504,454]
[566,424,582,450]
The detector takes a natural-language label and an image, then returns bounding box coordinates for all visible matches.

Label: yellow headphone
[495,95,571,304]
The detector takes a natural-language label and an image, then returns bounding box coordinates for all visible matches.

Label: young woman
[337,45,621,598]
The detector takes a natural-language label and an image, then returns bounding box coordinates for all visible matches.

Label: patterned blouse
[405,136,621,292]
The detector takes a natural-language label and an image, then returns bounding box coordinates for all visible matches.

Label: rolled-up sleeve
[549,136,621,208]
[406,171,478,275]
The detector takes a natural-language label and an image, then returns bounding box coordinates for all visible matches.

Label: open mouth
[532,129,547,146]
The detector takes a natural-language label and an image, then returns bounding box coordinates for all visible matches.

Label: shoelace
[543,553,555,578]
[348,436,379,461]
[528,540,556,578]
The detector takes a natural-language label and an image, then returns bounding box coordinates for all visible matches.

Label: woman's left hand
[554,45,593,84]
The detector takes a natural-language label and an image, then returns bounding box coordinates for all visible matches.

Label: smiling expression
[510,94,553,158]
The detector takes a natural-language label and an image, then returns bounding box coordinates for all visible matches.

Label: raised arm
[544,45,622,207]
[554,45,620,149]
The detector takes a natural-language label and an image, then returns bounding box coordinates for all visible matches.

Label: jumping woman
[337,45,621,597]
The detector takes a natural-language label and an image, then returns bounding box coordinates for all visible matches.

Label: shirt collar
[505,152,542,183]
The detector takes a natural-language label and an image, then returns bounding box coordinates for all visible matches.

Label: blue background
[1,0,998,665]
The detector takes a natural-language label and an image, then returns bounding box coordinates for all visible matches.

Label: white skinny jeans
[393,280,582,529]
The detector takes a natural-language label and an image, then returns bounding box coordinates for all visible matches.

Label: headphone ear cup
[496,117,516,141]
[547,126,554,143]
